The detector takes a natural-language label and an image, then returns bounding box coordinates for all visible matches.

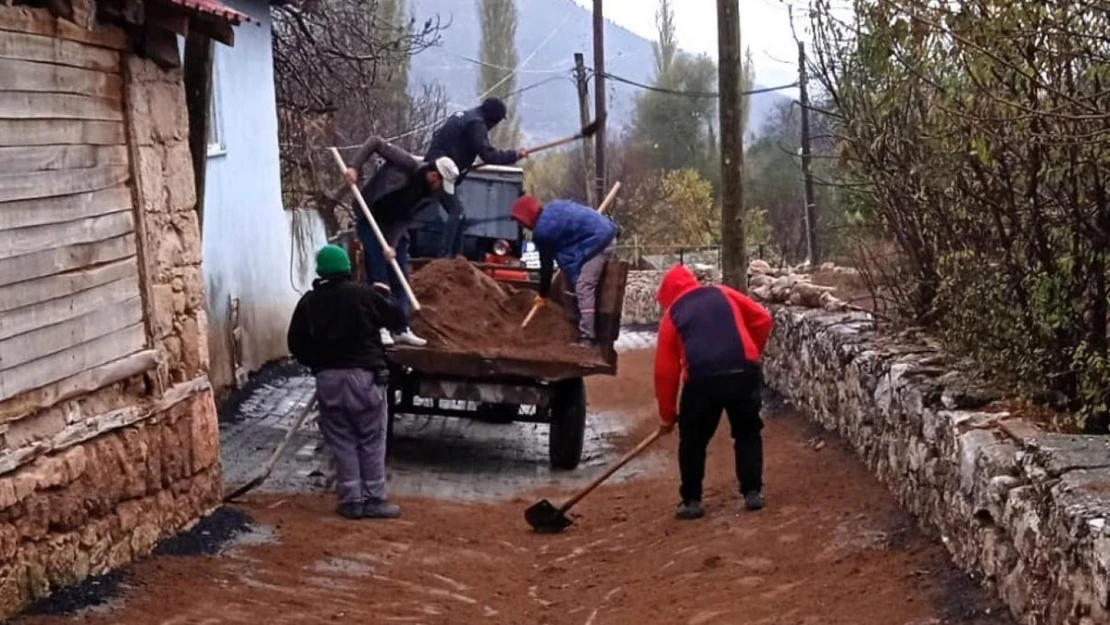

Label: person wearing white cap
[344,136,460,347]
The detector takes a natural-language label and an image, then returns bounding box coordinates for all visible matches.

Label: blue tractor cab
[408,164,526,261]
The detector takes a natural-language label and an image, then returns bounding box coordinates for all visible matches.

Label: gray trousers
[315,369,388,505]
[573,240,616,341]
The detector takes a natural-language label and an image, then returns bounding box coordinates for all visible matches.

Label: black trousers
[438,193,465,257]
[678,370,763,502]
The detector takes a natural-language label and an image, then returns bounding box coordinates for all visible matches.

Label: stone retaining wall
[622,265,1110,625]
[762,307,1110,625]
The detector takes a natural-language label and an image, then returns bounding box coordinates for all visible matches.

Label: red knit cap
[511,195,542,229]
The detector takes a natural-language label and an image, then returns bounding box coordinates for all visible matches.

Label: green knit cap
[316,244,351,277]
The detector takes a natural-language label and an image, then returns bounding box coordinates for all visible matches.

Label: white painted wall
[201,0,326,393]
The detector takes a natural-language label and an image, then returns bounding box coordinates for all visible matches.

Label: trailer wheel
[549,378,587,470]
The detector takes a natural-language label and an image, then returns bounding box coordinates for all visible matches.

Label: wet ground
[13,345,1014,625]
[219,330,661,501]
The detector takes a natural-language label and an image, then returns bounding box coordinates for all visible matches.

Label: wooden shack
[0,0,249,614]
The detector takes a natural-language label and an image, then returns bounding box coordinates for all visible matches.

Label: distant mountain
[407,0,790,144]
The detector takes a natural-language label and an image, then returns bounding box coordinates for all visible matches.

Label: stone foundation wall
[0,390,220,613]
[763,307,1110,625]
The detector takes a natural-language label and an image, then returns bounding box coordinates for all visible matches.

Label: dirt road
[17,351,1011,625]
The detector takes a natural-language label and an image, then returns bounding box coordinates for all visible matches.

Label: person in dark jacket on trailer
[287,245,405,520]
[424,97,528,257]
[654,264,773,520]
[343,135,460,347]
[509,195,617,347]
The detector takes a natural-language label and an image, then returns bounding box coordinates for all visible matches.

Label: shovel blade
[525,499,572,533]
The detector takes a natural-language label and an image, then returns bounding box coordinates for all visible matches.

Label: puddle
[384,409,662,502]
[313,557,375,577]
[224,523,279,556]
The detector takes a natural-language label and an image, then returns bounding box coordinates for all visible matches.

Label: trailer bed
[386,345,615,382]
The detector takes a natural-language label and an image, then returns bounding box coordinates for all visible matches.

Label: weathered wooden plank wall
[0,9,148,403]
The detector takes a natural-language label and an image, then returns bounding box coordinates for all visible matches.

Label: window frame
[206,57,227,158]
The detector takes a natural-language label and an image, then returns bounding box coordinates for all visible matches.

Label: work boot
[675,500,704,520]
[362,498,402,519]
[379,328,395,347]
[393,329,427,347]
[337,502,363,520]
[744,491,765,512]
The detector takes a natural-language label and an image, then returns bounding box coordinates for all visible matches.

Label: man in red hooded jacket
[654,265,773,520]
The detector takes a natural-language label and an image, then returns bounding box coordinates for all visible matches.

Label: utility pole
[574,53,597,207]
[592,0,607,205]
[717,0,747,291]
[798,41,818,266]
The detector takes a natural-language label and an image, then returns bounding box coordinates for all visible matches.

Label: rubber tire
[549,378,587,470]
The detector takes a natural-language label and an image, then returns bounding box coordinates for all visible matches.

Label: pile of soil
[409,258,603,364]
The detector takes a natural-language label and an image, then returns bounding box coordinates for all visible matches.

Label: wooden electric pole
[592,0,607,205]
[574,53,597,207]
[717,0,747,291]
[798,41,818,266]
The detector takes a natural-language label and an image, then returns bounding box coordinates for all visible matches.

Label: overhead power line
[594,69,799,99]
[321,74,572,151]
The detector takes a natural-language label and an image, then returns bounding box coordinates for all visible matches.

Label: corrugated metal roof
[165,0,258,25]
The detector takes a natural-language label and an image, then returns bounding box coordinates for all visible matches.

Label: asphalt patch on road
[18,570,127,618]
[152,507,253,557]
[217,359,308,424]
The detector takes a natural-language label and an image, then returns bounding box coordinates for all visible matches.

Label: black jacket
[424,107,519,184]
[348,135,441,245]
[287,277,403,375]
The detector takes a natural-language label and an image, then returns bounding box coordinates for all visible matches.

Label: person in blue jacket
[510,195,618,347]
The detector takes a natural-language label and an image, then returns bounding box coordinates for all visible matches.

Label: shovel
[329,147,421,311]
[520,118,602,156]
[525,428,664,533]
[224,397,318,502]
[475,119,604,173]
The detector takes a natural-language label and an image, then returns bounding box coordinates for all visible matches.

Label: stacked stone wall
[765,308,1110,625]
[620,265,1110,625]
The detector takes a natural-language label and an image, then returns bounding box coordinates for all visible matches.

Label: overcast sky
[570,0,811,95]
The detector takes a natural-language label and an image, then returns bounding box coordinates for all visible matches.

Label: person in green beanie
[287,245,405,520]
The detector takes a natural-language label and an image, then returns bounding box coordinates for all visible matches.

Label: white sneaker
[379,328,395,347]
[392,329,427,347]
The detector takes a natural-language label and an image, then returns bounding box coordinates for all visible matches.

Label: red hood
[658,264,699,309]
[511,195,541,229]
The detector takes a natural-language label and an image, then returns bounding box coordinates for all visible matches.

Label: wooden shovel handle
[521,300,543,328]
[329,148,421,311]
[560,428,664,512]
[524,133,583,154]
[596,182,621,215]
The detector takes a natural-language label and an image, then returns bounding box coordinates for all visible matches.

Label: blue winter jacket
[532,200,618,295]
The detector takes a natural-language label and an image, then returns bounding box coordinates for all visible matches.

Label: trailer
[384,261,629,470]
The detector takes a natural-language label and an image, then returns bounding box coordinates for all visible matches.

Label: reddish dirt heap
[409,258,602,364]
